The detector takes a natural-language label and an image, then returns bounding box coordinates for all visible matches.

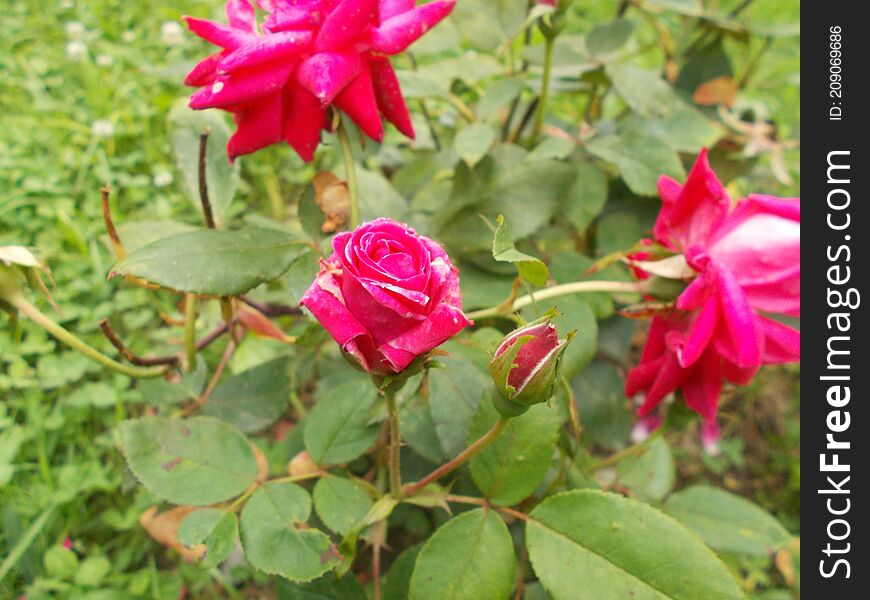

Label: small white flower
[91,120,114,138]
[121,30,136,43]
[65,20,85,40]
[161,21,184,46]
[153,170,173,187]
[65,41,88,60]
[95,54,113,67]
[60,0,74,9]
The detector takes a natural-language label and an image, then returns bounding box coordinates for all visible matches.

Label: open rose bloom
[300,218,470,375]
[183,0,456,161]
[626,150,800,435]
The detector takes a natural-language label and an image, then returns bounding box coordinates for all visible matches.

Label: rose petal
[759,317,800,364]
[653,148,730,250]
[182,16,256,49]
[218,30,312,73]
[365,0,456,54]
[184,52,224,86]
[227,92,285,160]
[379,0,415,21]
[680,350,722,421]
[677,297,719,368]
[296,50,362,105]
[225,0,257,32]
[315,0,378,52]
[715,265,761,368]
[334,61,385,142]
[369,56,415,138]
[283,78,327,162]
[190,61,295,109]
[379,303,471,372]
[299,261,375,363]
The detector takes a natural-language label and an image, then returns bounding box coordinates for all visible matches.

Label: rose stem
[7,292,167,379]
[465,279,647,321]
[336,117,361,228]
[404,416,510,497]
[197,129,216,229]
[529,35,555,145]
[184,294,198,372]
[385,389,403,498]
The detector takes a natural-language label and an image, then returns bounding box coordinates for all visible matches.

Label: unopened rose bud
[288,450,319,478]
[489,314,572,416]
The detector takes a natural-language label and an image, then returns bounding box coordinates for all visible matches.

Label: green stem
[466,279,646,321]
[584,430,661,473]
[529,36,555,145]
[184,294,198,372]
[336,118,361,228]
[0,503,56,582]
[8,293,166,379]
[385,390,403,499]
[404,416,510,496]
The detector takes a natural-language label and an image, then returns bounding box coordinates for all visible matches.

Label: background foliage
[2,0,799,598]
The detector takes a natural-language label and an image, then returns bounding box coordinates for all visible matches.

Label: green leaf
[621,110,722,155]
[469,401,560,505]
[664,485,792,556]
[571,361,632,450]
[478,78,524,121]
[409,508,516,600]
[401,395,446,464]
[178,508,238,569]
[382,545,423,600]
[241,482,338,582]
[110,228,307,296]
[44,545,79,579]
[438,149,576,253]
[452,0,528,51]
[526,490,744,599]
[356,168,411,222]
[428,341,491,458]
[119,416,258,505]
[617,437,675,502]
[304,380,380,465]
[562,161,608,232]
[138,361,206,407]
[168,100,239,227]
[74,555,112,587]
[277,572,367,600]
[586,18,635,57]
[313,477,374,535]
[606,64,680,117]
[455,123,497,167]
[587,132,685,196]
[112,221,197,253]
[527,138,575,162]
[491,215,549,286]
[202,356,290,434]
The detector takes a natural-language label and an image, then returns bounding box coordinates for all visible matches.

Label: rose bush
[300,217,469,374]
[1,0,800,598]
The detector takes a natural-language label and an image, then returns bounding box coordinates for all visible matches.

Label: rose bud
[489,314,572,416]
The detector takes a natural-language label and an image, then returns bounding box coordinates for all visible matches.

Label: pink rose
[300,218,471,374]
[626,150,800,427]
[182,0,456,161]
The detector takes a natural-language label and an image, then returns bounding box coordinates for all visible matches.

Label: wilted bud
[288,450,319,478]
[489,314,572,416]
